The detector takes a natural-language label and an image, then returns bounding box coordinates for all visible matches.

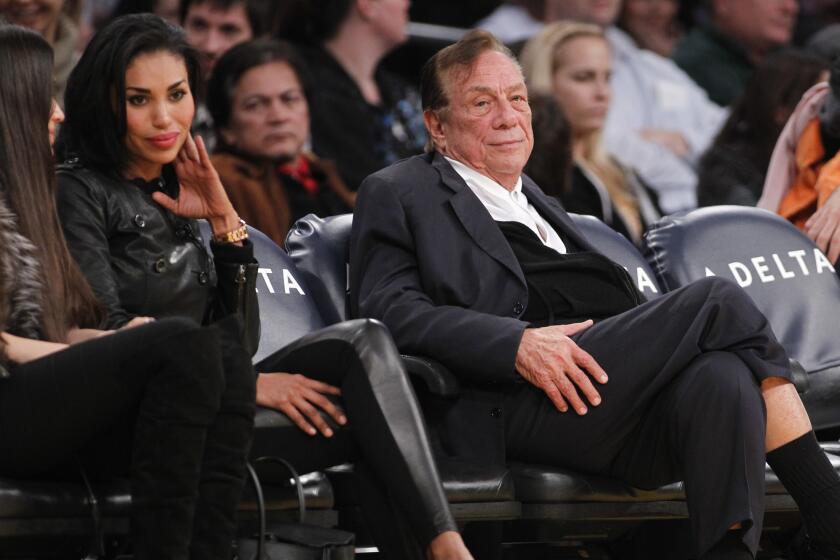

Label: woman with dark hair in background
[208,38,355,245]
[524,93,574,199]
[0,24,255,560]
[618,0,682,57]
[697,49,828,207]
[288,0,427,191]
[56,14,474,560]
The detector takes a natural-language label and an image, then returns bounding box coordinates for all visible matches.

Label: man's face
[546,0,623,27]
[715,0,798,54]
[425,51,534,188]
[183,1,253,77]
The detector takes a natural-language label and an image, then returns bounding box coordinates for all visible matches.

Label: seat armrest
[790,358,810,394]
[401,355,460,397]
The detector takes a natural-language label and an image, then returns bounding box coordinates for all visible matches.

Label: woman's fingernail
[339,416,347,424]
[325,429,333,437]
[578,407,587,415]
[592,397,601,406]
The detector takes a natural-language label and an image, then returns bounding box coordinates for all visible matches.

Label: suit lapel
[431,154,525,284]
[521,178,596,252]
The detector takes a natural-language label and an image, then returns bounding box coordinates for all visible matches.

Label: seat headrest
[644,206,840,373]
[285,214,353,325]
[198,221,325,363]
[570,213,662,300]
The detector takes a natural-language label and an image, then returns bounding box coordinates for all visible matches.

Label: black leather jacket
[56,161,260,355]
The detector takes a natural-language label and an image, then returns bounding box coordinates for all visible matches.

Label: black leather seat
[644,206,840,431]
[569,214,663,299]
[286,214,519,521]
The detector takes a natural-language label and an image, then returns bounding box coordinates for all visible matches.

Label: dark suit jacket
[349,151,597,462]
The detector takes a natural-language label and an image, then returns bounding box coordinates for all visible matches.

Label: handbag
[233,457,355,560]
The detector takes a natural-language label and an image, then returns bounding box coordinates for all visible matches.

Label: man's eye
[127,95,147,106]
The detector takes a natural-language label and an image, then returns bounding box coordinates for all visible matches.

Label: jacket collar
[431,151,593,255]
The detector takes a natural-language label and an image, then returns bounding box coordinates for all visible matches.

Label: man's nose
[204,29,225,55]
[266,99,288,123]
[494,99,519,128]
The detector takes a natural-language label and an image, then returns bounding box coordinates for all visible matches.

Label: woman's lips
[148,132,179,149]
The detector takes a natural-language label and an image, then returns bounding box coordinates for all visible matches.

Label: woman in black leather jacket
[0,25,255,560]
[55,14,473,560]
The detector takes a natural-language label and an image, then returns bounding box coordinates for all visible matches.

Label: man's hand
[640,129,691,159]
[805,188,840,264]
[256,372,346,437]
[515,320,608,415]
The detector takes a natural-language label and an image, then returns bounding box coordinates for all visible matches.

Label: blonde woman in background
[521,21,660,246]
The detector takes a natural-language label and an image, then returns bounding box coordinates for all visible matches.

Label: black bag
[233,457,355,560]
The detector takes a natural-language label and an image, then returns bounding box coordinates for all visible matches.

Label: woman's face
[221,61,309,162]
[0,0,64,41]
[48,98,64,147]
[552,36,612,139]
[153,0,180,25]
[122,50,195,180]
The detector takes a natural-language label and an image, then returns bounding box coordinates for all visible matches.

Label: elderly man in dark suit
[350,30,840,560]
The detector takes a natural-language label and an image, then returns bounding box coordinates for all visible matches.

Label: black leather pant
[0,317,256,560]
[251,319,457,558]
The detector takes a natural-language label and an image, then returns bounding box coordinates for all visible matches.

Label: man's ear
[424,109,446,150]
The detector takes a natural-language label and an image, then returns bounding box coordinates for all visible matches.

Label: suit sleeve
[350,174,528,384]
[56,172,134,329]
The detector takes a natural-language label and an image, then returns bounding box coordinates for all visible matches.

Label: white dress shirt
[604,27,728,213]
[445,157,567,254]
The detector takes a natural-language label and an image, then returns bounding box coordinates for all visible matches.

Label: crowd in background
[4,0,840,251]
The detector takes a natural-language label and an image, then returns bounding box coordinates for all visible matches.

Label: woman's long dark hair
[56,13,202,177]
[713,49,828,171]
[0,25,103,340]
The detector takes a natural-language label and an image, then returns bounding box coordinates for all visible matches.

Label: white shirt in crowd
[445,156,567,254]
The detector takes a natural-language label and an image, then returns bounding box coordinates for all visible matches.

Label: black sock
[767,431,840,546]
[700,531,752,560]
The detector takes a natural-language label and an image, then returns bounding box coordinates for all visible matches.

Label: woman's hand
[2,332,68,364]
[153,134,240,236]
[120,316,155,330]
[256,372,347,437]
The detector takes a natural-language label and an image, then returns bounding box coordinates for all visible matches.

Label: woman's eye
[127,95,147,106]
[170,89,187,101]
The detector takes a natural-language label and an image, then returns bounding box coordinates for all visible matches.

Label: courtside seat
[286,215,520,522]
[644,206,840,431]
[569,214,663,299]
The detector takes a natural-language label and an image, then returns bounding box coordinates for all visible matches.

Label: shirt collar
[444,156,523,195]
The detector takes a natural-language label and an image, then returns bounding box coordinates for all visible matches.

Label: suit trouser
[0,317,256,560]
[503,277,791,557]
[250,319,457,560]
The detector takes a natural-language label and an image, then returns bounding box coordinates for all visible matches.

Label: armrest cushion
[790,358,810,394]
[401,355,460,397]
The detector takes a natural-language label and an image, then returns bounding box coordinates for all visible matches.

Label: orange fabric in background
[779,119,840,230]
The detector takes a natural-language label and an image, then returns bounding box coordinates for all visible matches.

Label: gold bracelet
[213,218,248,244]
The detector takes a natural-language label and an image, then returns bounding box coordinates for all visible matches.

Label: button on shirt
[445,157,567,254]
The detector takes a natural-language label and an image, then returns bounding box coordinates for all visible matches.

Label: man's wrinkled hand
[805,188,840,264]
[256,372,346,437]
[514,320,608,415]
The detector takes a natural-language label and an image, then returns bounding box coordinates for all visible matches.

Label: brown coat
[212,151,355,246]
